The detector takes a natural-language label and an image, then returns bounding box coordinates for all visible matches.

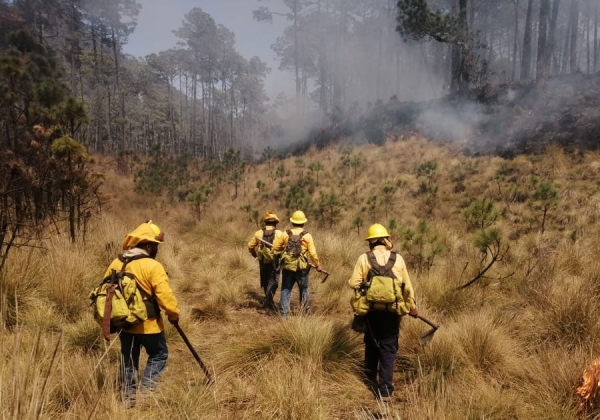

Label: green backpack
[350,252,409,316]
[281,229,308,272]
[256,228,276,264]
[89,255,159,340]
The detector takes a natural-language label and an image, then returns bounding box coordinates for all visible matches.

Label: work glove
[408,308,418,318]
[168,317,179,326]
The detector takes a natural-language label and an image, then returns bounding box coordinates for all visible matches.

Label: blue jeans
[280,269,310,316]
[119,331,168,401]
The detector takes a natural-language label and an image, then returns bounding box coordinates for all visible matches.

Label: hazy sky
[124,0,292,98]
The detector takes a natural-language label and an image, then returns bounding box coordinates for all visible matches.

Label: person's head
[290,210,307,227]
[264,211,280,227]
[122,220,164,258]
[365,223,392,250]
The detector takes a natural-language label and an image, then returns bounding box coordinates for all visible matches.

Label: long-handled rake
[173,323,214,384]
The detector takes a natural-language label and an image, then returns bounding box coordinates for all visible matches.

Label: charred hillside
[300,72,600,157]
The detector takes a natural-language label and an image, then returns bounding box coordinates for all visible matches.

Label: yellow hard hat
[122,220,165,250]
[290,210,308,225]
[264,211,280,223]
[365,223,390,240]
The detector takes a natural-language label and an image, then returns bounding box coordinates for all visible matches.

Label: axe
[413,315,439,345]
[308,263,330,283]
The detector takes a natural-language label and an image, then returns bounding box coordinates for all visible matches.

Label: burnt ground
[298,72,600,157]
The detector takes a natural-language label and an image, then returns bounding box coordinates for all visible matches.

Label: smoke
[415,100,485,143]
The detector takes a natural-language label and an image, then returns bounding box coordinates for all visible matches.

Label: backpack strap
[116,254,159,317]
[366,251,397,277]
[262,228,275,247]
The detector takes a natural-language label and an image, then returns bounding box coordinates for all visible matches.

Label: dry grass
[4,137,600,418]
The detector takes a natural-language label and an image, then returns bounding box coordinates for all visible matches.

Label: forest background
[2,0,600,419]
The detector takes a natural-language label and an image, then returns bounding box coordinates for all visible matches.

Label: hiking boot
[377,391,393,402]
[262,300,275,310]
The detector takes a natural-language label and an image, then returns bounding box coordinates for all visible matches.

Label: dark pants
[119,331,169,402]
[364,311,400,397]
[259,261,280,308]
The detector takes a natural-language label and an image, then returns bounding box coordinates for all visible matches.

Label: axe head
[419,326,438,345]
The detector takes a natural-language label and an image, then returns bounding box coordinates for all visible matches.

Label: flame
[577,356,600,417]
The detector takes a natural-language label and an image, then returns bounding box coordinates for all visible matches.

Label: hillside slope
[3,137,600,419]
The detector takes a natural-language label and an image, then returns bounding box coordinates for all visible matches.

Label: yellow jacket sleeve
[393,254,416,310]
[248,229,262,257]
[301,233,320,267]
[348,253,369,289]
[273,230,289,253]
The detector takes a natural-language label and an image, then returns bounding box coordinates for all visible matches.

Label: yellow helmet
[264,211,280,223]
[365,223,390,240]
[290,210,308,225]
[122,220,164,250]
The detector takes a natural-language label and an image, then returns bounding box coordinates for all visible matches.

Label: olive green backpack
[280,230,308,272]
[89,255,159,340]
[256,228,277,264]
[350,252,409,316]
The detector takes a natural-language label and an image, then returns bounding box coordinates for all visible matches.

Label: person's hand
[316,265,323,272]
[409,308,418,318]
[168,318,179,326]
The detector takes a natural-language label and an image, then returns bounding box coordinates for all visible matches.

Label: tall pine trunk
[522,0,535,79]
[536,0,551,79]
[569,0,579,72]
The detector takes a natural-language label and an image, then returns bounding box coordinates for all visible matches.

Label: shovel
[415,315,439,345]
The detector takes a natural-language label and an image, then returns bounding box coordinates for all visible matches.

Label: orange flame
[577,356,600,417]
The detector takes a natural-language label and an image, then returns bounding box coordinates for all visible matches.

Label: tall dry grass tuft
[0,328,63,419]
[534,274,600,347]
[222,316,361,377]
[43,235,96,321]
[1,248,46,328]
[251,356,329,420]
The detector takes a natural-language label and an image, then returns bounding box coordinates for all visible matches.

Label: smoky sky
[124,0,292,97]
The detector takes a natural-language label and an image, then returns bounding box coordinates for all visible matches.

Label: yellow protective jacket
[273,227,320,267]
[348,245,416,311]
[247,226,284,258]
[103,255,180,334]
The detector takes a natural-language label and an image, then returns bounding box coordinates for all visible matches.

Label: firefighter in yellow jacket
[273,210,322,318]
[247,211,284,310]
[348,223,417,402]
[104,221,180,407]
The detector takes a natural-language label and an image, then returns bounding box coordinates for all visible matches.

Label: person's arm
[348,253,368,289]
[303,234,320,268]
[151,264,180,322]
[394,255,416,311]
